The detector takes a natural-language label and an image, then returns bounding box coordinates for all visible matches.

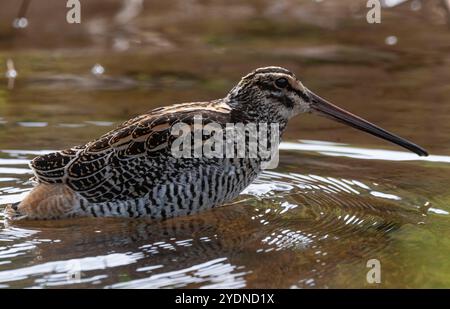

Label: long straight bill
[307,89,428,156]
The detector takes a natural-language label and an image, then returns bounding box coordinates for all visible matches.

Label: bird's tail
[4,184,79,220]
[4,202,26,220]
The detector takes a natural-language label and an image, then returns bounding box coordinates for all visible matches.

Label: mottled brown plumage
[31,101,232,202]
[5,66,427,220]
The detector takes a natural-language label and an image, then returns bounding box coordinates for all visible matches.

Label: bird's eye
[275,78,288,88]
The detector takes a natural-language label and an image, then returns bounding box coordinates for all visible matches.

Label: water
[1,0,450,288]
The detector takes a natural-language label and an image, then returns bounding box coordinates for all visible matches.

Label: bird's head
[227,66,309,123]
[226,66,428,156]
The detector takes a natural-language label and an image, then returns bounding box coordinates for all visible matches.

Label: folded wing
[30,102,231,203]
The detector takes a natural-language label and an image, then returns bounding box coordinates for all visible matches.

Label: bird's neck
[224,95,289,134]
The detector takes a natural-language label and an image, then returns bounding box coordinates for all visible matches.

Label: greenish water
[0,0,450,288]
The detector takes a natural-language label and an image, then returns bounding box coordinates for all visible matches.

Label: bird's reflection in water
[1,170,425,288]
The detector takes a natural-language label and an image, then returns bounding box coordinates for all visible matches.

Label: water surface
[0,0,450,288]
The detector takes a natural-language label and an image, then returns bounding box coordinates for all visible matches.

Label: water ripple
[0,144,441,288]
[109,257,247,289]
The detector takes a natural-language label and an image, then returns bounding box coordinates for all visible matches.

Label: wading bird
[5,67,428,220]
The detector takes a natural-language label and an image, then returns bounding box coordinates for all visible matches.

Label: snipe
[5,66,428,220]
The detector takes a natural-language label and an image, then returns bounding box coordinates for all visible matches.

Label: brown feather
[28,101,232,203]
[6,184,78,220]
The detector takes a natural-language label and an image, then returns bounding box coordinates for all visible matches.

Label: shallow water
[1,0,450,288]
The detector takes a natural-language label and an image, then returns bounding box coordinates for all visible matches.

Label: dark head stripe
[253,66,294,76]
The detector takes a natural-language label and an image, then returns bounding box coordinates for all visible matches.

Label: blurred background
[0,0,449,150]
[0,0,450,289]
